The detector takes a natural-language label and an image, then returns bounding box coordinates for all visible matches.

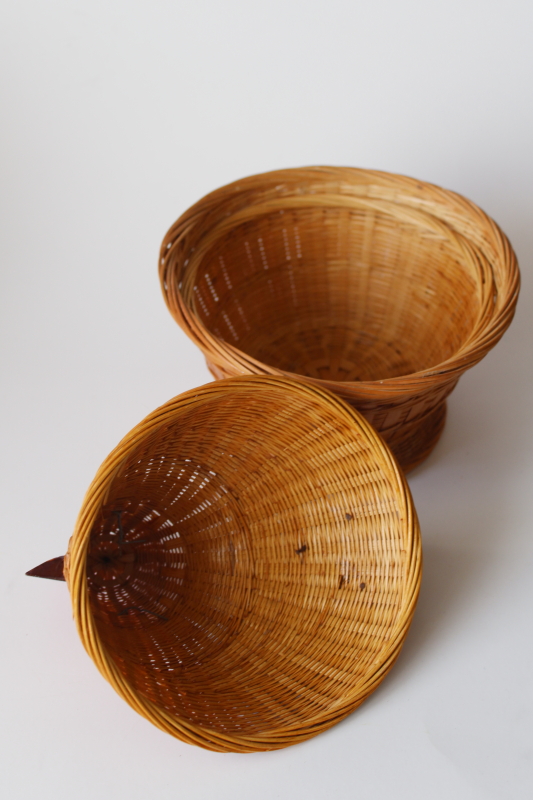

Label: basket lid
[30,375,421,752]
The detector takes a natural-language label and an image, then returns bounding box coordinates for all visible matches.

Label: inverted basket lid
[37,376,421,752]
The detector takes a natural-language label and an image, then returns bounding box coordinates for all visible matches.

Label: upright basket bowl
[64,376,421,752]
[160,167,520,472]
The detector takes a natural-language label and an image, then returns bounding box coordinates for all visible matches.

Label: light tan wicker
[39,376,421,752]
[160,167,520,471]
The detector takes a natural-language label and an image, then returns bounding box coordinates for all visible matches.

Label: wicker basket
[35,377,421,752]
[160,167,520,471]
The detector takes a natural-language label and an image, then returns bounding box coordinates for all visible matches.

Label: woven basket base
[380,400,447,472]
[164,167,519,476]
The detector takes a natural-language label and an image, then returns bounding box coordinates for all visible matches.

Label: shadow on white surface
[397,243,532,675]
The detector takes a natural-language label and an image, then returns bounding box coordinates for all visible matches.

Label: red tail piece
[26,556,66,581]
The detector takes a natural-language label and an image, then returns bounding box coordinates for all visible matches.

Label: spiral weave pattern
[66,376,421,752]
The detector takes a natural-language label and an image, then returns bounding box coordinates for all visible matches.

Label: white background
[1,2,532,798]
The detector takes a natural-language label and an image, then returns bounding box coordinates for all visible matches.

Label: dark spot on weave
[345,513,353,521]
[360,582,366,590]
[338,575,345,589]
[295,544,307,554]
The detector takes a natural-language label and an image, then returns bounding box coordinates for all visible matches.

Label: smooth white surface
[1,2,532,798]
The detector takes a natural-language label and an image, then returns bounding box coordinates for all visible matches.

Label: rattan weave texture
[160,167,519,471]
[65,376,421,752]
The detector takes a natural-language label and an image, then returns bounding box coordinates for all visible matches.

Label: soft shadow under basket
[30,376,421,753]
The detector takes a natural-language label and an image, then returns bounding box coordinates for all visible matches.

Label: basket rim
[66,375,422,752]
[159,166,520,397]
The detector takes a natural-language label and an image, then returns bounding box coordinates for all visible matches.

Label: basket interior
[192,207,482,381]
[87,386,408,737]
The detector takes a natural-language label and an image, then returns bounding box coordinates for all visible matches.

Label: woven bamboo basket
[29,376,421,753]
[160,167,520,472]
